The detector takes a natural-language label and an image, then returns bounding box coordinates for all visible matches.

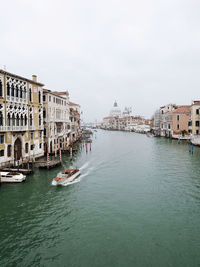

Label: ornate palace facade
[0,70,44,165]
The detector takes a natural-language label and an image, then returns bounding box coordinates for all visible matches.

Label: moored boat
[0,172,26,183]
[52,168,80,186]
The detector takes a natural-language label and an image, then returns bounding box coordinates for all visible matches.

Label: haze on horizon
[1,0,200,122]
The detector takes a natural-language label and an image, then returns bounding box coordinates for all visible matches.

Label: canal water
[0,130,200,267]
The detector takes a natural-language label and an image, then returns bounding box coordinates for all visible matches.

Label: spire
[114,101,118,107]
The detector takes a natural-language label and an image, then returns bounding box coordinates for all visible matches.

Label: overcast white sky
[1,0,200,122]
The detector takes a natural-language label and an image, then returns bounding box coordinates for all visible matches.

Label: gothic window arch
[0,80,3,97]
[12,114,15,126]
[21,114,23,126]
[11,84,15,97]
[43,108,46,119]
[16,114,20,126]
[20,86,23,98]
[24,114,27,126]
[16,85,19,98]
[7,113,11,126]
[7,83,10,96]
[0,111,3,126]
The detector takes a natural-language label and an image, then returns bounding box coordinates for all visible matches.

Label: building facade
[43,89,71,153]
[0,70,44,165]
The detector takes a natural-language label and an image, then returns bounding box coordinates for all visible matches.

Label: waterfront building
[171,106,191,139]
[43,89,70,153]
[0,70,44,165]
[69,102,81,143]
[190,101,200,145]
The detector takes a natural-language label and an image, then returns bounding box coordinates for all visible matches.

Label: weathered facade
[43,89,70,153]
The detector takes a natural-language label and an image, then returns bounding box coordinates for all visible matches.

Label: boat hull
[52,171,80,186]
[0,172,26,183]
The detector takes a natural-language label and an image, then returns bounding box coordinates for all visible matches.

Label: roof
[192,101,200,105]
[43,88,67,99]
[172,106,191,114]
[69,101,80,107]
[52,91,69,96]
[0,69,44,86]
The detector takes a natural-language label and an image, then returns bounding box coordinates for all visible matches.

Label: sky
[1,0,200,122]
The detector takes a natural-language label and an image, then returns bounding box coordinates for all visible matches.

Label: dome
[110,101,121,117]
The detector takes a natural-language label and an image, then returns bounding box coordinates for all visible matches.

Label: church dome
[110,101,121,117]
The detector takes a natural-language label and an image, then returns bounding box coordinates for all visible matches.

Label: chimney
[32,75,37,82]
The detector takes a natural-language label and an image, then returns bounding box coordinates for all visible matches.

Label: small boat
[52,168,80,186]
[0,172,26,183]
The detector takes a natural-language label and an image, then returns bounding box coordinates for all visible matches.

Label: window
[177,124,179,130]
[49,96,51,102]
[39,143,42,149]
[177,115,179,121]
[30,144,34,150]
[11,84,14,97]
[43,109,46,119]
[195,121,199,127]
[189,129,192,133]
[196,109,199,115]
[0,80,3,97]
[188,121,192,126]
[0,135,4,144]
[29,88,32,102]
[7,83,10,96]
[31,132,34,140]
[30,114,33,126]
[25,143,29,153]
[53,97,55,103]
[44,128,46,136]
[0,112,3,126]
[168,124,170,129]
[38,91,41,104]
[39,115,41,126]
[20,86,23,98]
[196,130,199,135]
[16,85,19,98]
[7,145,11,157]
[0,150,4,157]
[39,131,42,139]
[43,95,46,102]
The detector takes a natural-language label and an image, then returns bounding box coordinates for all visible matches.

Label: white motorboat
[0,172,26,183]
[52,168,80,186]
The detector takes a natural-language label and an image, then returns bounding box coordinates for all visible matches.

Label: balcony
[0,125,28,132]
[6,95,27,104]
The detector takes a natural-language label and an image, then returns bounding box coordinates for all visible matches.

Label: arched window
[30,114,33,126]
[0,112,3,126]
[0,80,3,97]
[7,83,10,96]
[24,88,27,100]
[20,86,23,98]
[11,84,15,97]
[7,114,11,126]
[21,115,23,126]
[16,85,19,98]
[24,115,27,126]
[16,114,20,126]
[12,114,15,126]
[29,88,32,102]
[38,91,41,104]
[39,115,41,126]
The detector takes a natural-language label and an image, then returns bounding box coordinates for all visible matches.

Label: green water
[0,130,200,267]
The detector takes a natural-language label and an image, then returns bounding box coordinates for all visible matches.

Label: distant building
[110,101,121,117]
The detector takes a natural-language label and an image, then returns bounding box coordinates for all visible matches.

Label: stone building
[69,102,81,143]
[0,70,44,165]
[43,89,71,153]
[171,106,191,138]
[190,101,200,145]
